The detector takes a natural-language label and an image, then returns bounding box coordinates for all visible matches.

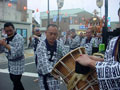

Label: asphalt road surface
[0,56,67,90]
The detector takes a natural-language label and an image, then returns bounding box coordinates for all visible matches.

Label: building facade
[40,8,93,35]
[0,0,32,47]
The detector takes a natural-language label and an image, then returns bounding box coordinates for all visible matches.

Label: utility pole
[57,7,59,30]
[3,0,5,20]
[48,0,50,25]
[102,0,108,47]
[57,0,64,36]
[105,0,108,28]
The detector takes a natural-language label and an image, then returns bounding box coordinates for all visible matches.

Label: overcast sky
[27,0,120,21]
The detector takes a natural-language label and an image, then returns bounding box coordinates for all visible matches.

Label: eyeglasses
[48,32,58,36]
[35,29,40,32]
[5,29,13,33]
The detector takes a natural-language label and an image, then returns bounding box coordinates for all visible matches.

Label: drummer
[36,24,68,90]
[75,8,120,90]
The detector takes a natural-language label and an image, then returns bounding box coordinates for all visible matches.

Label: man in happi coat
[69,29,80,50]
[36,24,68,90]
[75,8,120,89]
[29,27,45,82]
[29,27,45,66]
[76,35,120,90]
[0,22,25,90]
[80,28,98,55]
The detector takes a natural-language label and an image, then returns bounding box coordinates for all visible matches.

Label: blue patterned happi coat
[80,37,98,55]
[96,36,120,90]
[1,33,25,75]
[36,39,68,90]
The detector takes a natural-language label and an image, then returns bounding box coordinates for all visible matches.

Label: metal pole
[100,8,102,18]
[3,0,5,20]
[105,0,108,28]
[119,2,120,22]
[57,7,59,29]
[48,0,50,25]
[57,7,61,36]
[102,0,108,47]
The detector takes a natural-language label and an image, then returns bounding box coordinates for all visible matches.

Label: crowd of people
[0,22,102,90]
[0,8,120,90]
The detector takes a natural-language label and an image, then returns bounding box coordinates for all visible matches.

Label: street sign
[79,25,87,30]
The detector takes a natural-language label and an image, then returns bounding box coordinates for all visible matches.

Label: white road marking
[25,62,35,66]
[0,69,38,77]
[0,60,37,77]
[23,72,38,77]
[2,61,35,70]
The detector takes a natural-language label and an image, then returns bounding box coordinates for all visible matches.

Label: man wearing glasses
[29,27,44,82]
[29,27,43,66]
[0,22,25,90]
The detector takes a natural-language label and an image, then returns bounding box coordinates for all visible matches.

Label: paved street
[0,49,67,90]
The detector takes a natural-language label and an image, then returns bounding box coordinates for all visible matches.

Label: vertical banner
[53,15,58,22]
[70,16,72,24]
[59,15,62,22]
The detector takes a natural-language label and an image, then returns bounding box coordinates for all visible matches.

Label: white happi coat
[96,36,120,90]
[2,33,25,75]
[69,35,80,50]
[28,34,45,53]
[36,39,68,90]
[80,37,98,55]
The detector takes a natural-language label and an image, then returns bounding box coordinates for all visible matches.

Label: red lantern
[46,10,49,14]
[36,8,39,12]
[8,2,12,7]
[24,6,27,11]
[103,16,105,20]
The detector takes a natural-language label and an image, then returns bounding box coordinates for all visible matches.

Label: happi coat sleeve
[96,36,120,90]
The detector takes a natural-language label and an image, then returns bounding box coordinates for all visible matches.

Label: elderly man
[36,24,68,90]
[0,22,25,90]
[80,28,98,55]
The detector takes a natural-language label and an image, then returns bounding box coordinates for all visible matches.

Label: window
[16,28,27,46]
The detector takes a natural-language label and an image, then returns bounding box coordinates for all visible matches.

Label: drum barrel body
[51,47,100,90]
